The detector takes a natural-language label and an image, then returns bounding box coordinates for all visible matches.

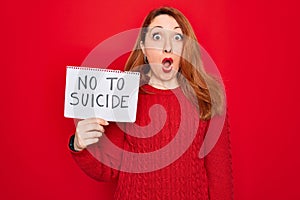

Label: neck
[148,78,179,90]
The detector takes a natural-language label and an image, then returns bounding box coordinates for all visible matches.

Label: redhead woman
[69,7,233,200]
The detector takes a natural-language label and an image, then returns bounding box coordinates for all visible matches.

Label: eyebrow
[149,26,182,31]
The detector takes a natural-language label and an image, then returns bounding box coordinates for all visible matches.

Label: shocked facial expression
[141,14,184,89]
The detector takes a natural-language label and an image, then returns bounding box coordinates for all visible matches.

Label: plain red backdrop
[2,0,300,199]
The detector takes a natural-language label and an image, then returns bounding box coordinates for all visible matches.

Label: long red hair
[125,7,225,120]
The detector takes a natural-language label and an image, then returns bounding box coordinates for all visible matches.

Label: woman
[69,7,233,200]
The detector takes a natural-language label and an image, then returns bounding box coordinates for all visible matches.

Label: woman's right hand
[73,118,109,151]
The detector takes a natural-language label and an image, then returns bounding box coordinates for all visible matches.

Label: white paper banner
[64,66,140,122]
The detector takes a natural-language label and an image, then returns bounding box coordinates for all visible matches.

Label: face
[141,14,184,89]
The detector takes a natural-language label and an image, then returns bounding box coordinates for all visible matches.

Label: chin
[160,74,177,81]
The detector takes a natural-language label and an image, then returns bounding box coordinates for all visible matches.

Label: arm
[70,121,125,182]
[204,114,234,200]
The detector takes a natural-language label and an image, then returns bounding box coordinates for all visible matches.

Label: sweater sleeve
[70,122,125,182]
[204,114,234,200]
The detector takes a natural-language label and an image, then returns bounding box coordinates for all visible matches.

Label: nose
[163,38,172,53]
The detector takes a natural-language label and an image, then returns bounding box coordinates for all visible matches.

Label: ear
[140,41,146,55]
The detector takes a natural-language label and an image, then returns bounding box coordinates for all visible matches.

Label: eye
[152,33,162,40]
[174,34,183,41]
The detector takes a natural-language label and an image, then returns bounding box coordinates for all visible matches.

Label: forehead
[148,14,181,31]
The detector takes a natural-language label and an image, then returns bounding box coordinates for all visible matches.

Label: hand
[73,118,109,151]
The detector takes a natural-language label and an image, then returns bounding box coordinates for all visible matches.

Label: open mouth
[162,58,173,73]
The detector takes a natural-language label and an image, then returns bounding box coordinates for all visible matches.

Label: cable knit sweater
[70,84,233,200]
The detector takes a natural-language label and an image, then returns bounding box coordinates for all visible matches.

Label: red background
[2,0,300,199]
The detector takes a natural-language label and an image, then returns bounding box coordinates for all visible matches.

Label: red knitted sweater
[71,84,233,200]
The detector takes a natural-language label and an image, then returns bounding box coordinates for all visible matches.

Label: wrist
[69,135,81,152]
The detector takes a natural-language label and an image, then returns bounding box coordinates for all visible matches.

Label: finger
[79,118,109,126]
[79,123,105,133]
[96,118,109,126]
[85,138,100,146]
[83,131,103,139]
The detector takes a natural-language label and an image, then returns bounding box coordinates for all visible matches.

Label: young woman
[69,7,233,200]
